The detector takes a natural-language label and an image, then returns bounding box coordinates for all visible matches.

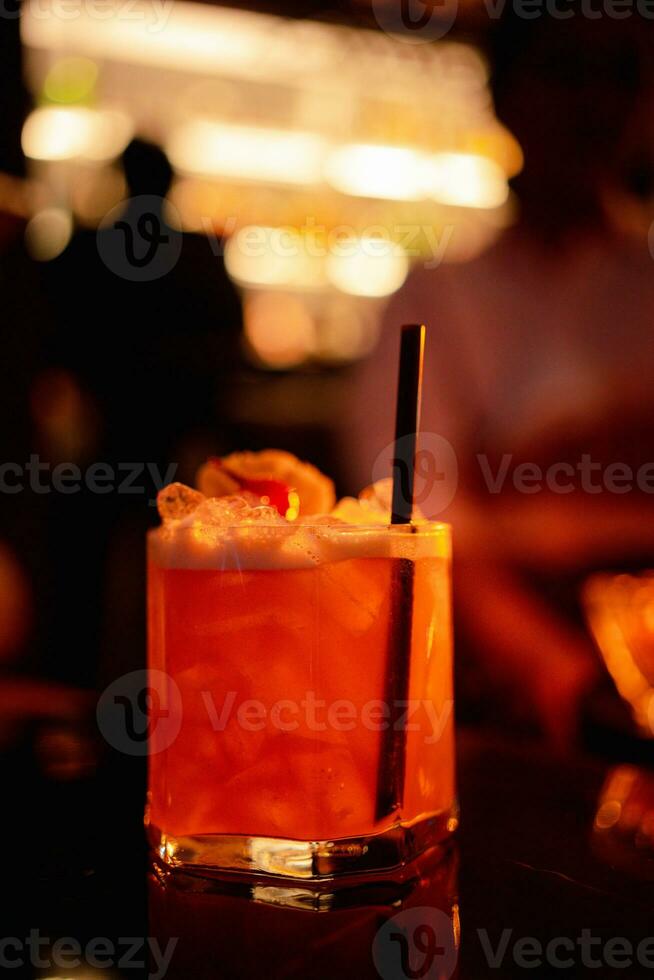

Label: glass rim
[148,520,450,537]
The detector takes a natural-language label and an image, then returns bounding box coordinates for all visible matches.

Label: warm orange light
[325,237,409,297]
[594,765,654,864]
[243,292,316,369]
[428,153,509,209]
[21,106,132,163]
[167,121,327,186]
[324,144,428,202]
[25,208,72,261]
[584,572,654,736]
[285,491,300,522]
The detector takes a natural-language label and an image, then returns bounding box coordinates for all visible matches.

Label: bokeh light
[167,121,327,186]
[324,144,428,202]
[24,207,73,261]
[21,106,132,163]
[325,237,409,297]
[43,56,98,104]
[244,292,316,369]
[428,153,509,209]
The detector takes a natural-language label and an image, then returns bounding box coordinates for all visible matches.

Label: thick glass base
[147,805,458,884]
[149,838,459,915]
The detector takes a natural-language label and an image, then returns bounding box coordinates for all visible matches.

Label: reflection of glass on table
[149,845,460,980]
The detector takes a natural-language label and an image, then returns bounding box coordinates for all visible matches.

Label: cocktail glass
[146,519,456,881]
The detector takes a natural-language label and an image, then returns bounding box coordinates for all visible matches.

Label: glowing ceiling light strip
[325,238,409,297]
[324,143,429,202]
[21,0,489,97]
[167,121,327,186]
[224,227,325,291]
[21,0,334,79]
[21,105,132,161]
[428,153,509,209]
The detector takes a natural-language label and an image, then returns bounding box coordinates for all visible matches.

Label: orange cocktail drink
[147,507,456,878]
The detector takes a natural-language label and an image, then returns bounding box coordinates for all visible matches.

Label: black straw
[376,324,426,821]
[391,325,425,524]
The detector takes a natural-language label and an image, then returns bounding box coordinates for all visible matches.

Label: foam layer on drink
[149,496,449,571]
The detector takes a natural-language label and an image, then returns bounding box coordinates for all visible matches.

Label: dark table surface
[7,726,654,979]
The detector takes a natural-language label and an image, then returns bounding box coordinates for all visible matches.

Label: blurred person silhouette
[47,138,242,470]
[346,19,654,745]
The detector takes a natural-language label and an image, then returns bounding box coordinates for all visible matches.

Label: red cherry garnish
[217,463,290,516]
[237,477,291,515]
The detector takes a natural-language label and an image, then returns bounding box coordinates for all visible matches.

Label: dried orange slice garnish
[195,461,240,499]
[197,450,335,518]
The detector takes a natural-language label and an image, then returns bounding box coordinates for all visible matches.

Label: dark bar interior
[1,4,654,977]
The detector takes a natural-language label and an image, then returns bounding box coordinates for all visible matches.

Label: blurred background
[1,0,654,824]
[3,4,654,978]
